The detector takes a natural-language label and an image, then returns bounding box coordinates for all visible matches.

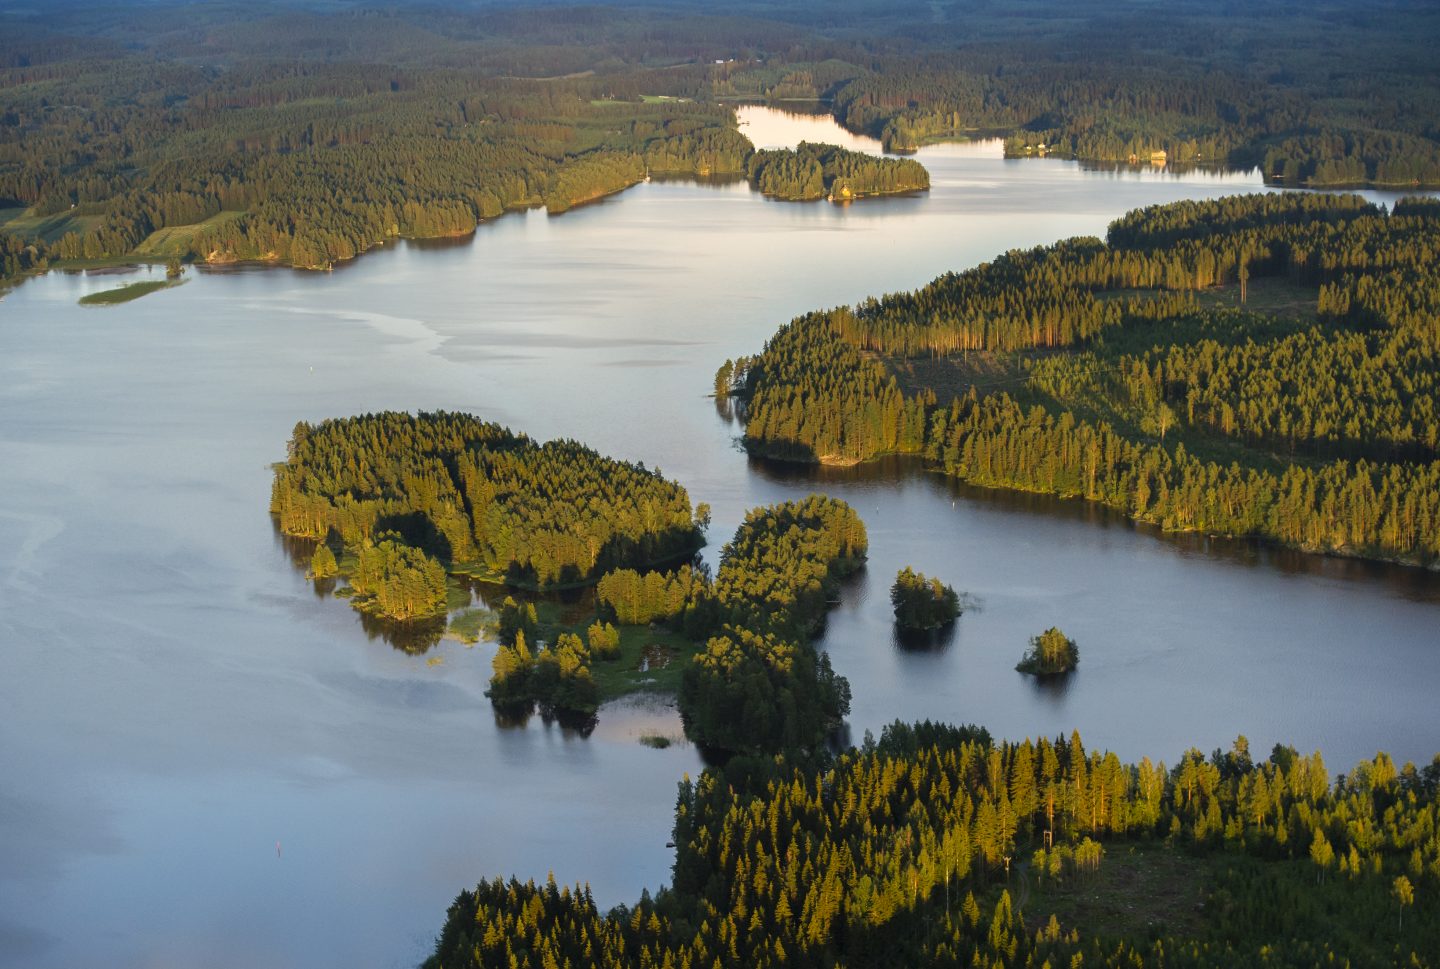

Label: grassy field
[78,278,185,305]
[1190,277,1318,319]
[1021,842,1210,939]
[588,624,699,701]
[589,94,691,106]
[0,207,104,244]
[132,211,247,258]
[449,591,701,700]
[883,349,1034,400]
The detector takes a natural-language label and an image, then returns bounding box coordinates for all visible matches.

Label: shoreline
[748,443,1440,574]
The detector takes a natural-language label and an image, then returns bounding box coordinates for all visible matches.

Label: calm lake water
[1,106,1436,969]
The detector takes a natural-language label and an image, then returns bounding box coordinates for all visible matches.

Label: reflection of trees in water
[357,610,446,654]
[1025,669,1074,702]
[491,701,596,738]
[892,622,957,652]
[274,526,319,570]
[458,577,597,625]
[745,454,1440,604]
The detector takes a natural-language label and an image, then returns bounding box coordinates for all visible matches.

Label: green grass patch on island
[78,279,186,305]
[587,624,699,701]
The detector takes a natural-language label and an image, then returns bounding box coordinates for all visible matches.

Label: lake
[0,105,1435,969]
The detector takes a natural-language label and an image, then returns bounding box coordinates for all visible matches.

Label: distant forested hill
[4,0,1439,281]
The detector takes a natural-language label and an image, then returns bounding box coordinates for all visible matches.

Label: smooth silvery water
[0,106,1435,969]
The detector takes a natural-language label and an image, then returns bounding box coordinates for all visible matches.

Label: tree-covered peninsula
[427,722,1440,968]
[732,193,1440,568]
[746,142,929,202]
[271,412,706,618]
[523,495,866,749]
[679,495,865,755]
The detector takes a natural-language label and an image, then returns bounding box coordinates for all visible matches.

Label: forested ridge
[427,722,1440,968]
[0,56,755,275]
[816,1,1440,185]
[6,0,1440,282]
[737,194,1440,568]
[271,411,705,599]
[0,3,943,281]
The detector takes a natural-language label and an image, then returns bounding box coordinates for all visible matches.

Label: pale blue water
[0,107,1434,969]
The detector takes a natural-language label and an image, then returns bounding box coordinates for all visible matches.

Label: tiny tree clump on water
[1017,627,1079,675]
[890,566,961,630]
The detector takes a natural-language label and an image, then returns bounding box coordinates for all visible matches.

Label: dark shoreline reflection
[892,621,957,652]
[1024,670,1076,703]
[357,611,446,654]
[747,451,1440,602]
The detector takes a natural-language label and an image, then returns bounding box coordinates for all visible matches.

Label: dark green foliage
[643,124,752,176]
[307,543,338,580]
[271,412,703,589]
[349,539,447,621]
[7,0,1440,284]
[711,495,868,642]
[678,626,848,756]
[430,724,1440,968]
[0,28,752,277]
[542,151,647,214]
[820,4,1440,187]
[596,565,707,626]
[738,194,1440,567]
[585,620,621,660]
[746,141,928,201]
[890,566,960,630]
[487,629,600,719]
[496,596,539,647]
[677,495,866,754]
[1017,626,1079,675]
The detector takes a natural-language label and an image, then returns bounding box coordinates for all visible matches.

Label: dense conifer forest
[5,0,1440,282]
[427,721,1440,968]
[679,496,865,754]
[891,567,961,631]
[548,496,864,747]
[1016,628,1080,676]
[736,194,1440,568]
[270,412,705,607]
[746,142,928,201]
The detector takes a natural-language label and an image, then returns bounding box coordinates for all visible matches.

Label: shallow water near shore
[0,106,1436,969]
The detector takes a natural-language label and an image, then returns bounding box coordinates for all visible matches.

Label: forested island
[271,411,706,609]
[5,0,1440,284]
[427,722,1440,968]
[746,142,928,201]
[1017,627,1080,676]
[891,567,961,631]
[733,193,1440,569]
[483,495,865,743]
[271,415,864,733]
